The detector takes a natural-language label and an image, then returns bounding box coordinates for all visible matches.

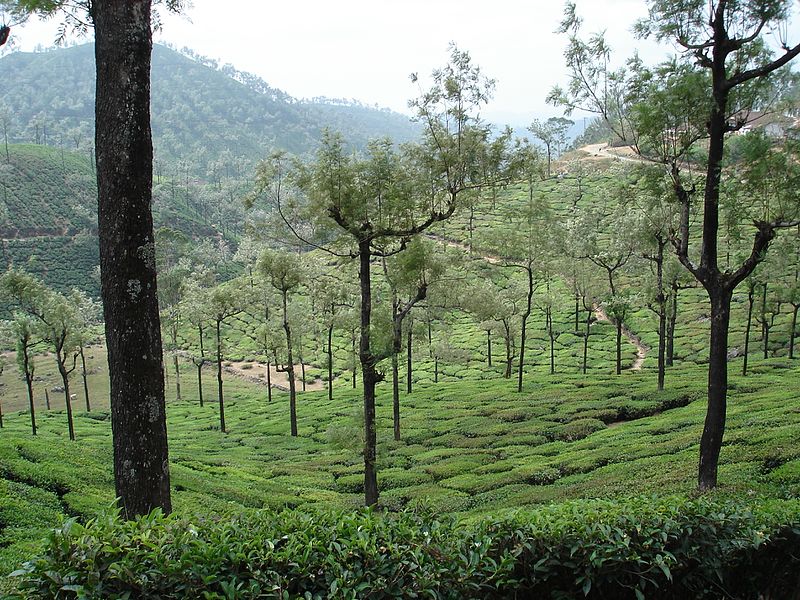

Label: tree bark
[616,320,623,375]
[359,242,379,506]
[406,319,413,394]
[699,289,732,491]
[666,285,679,367]
[790,304,799,359]
[266,360,273,403]
[282,290,298,437]
[486,329,492,367]
[215,318,225,433]
[22,345,37,435]
[95,0,171,518]
[743,284,755,376]
[327,323,334,403]
[44,388,50,411]
[517,267,533,392]
[79,346,91,411]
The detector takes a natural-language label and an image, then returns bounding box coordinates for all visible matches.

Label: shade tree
[276,46,499,506]
[258,249,305,437]
[554,0,800,490]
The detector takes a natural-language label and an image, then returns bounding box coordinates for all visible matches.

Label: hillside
[0,143,224,298]
[0,43,419,172]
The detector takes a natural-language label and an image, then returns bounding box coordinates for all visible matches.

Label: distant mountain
[0,43,420,174]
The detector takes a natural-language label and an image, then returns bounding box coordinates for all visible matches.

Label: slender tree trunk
[743,285,755,376]
[173,351,181,401]
[95,0,171,518]
[517,267,533,392]
[283,291,297,437]
[79,346,91,411]
[392,344,400,442]
[434,356,439,383]
[504,322,513,379]
[616,321,623,375]
[266,360,273,403]
[57,356,75,441]
[359,243,379,506]
[407,319,413,394]
[583,309,591,374]
[487,329,492,367]
[195,360,204,406]
[327,324,334,403]
[667,286,678,367]
[790,304,799,359]
[761,283,769,360]
[44,388,51,411]
[216,318,225,433]
[21,344,37,435]
[300,359,306,392]
[699,289,732,491]
[352,333,357,389]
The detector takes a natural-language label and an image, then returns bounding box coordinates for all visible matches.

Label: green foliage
[10,497,800,599]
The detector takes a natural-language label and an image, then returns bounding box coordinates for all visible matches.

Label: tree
[382,237,442,440]
[258,249,304,437]
[3,314,42,434]
[1,270,79,439]
[281,46,496,506]
[528,117,574,178]
[4,0,184,516]
[555,0,800,489]
[207,281,245,434]
[71,289,101,412]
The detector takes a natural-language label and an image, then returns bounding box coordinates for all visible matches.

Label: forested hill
[0,43,419,170]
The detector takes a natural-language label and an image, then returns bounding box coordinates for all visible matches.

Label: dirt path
[579,143,646,164]
[426,234,649,371]
[593,305,649,371]
[221,359,326,392]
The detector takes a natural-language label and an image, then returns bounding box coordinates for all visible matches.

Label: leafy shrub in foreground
[10,495,800,599]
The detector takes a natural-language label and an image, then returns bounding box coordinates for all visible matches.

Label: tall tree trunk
[487,329,492,367]
[434,356,439,383]
[391,293,402,442]
[197,324,205,407]
[761,283,769,360]
[666,286,678,367]
[327,324,334,403]
[95,0,171,518]
[583,308,591,374]
[57,356,75,441]
[790,304,799,359]
[283,291,297,437]
[517,267,533,392]
[743,285,755,376]
[215,318,225,433]
[173,353,181,401]
[266,360,272,403]
[358,242,379,506]
[23,349,36,435]
[699,289,732,491]
[406,319,413,394]
[504,322,513,379]
[44,388,50,411]
[616,321,623,375]
[352,333,357,389]
[79,346,91,411]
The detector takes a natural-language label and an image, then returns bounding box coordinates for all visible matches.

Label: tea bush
[11,496,800,599]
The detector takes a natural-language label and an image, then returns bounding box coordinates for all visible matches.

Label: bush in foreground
[10,496,800,599]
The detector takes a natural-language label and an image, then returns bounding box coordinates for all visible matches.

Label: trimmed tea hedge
[11,495,800,599]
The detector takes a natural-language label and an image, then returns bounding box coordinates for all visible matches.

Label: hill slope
[0,43,419,172]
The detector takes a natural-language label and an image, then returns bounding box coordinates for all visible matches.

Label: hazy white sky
[3,1,799,127]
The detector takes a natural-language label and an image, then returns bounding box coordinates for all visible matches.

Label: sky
[3,1,799,129]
